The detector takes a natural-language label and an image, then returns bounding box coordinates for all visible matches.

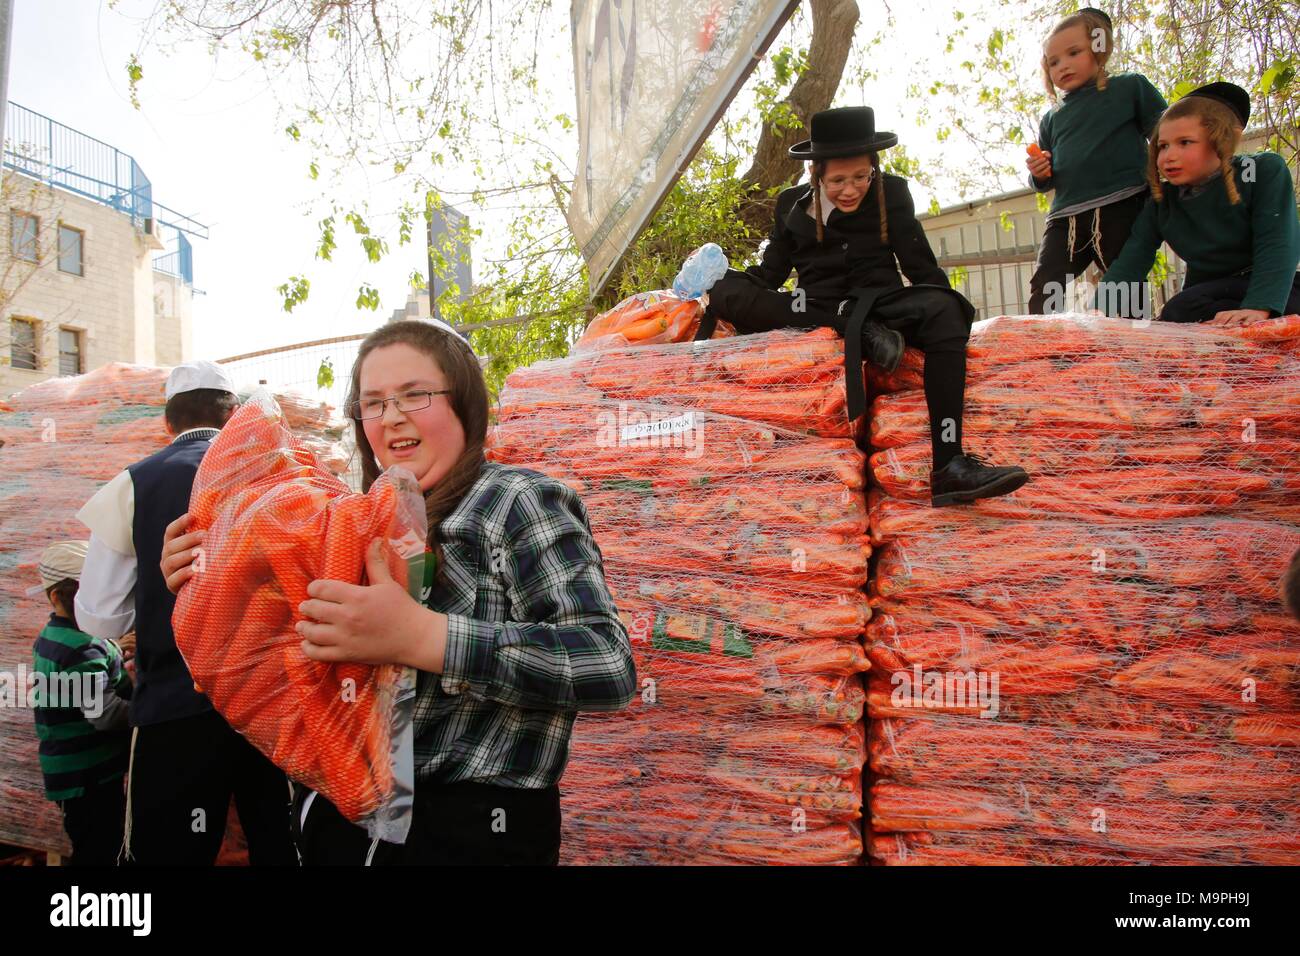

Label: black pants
[1160,272,1300,323]
[1029,192,1150,315]
[293,781,562,865]
[705,272,972,468]
[59,777,126,866]
[122,709,296,866]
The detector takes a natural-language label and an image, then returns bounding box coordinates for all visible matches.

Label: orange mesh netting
[173,392,423,827]
[865,313,1300,865]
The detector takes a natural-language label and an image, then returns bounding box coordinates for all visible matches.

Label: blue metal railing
[152,233,194,285]
[4,102,153,225]
[3,102,208,240]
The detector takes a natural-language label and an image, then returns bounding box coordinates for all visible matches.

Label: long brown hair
[1147,95,1243,204]
[1042,10,1112,101]
[810,152,888,245]
[347,320,489,578]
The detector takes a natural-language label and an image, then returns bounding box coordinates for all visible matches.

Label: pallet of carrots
[490,328,871,864]
[866,313,1300,865]
[0,364,348,856]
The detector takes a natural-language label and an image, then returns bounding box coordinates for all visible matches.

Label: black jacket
[745,174,950,301]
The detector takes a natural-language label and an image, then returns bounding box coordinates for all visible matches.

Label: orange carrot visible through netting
[174,392,425,825]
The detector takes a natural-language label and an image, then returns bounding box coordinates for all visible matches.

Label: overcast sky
[10,0,1014,366]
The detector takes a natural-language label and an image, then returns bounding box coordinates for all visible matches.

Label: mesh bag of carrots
[0,365,347,855]
[575,289,736,352]
[173,391,424,841]
[865,313,1300,865]
[491,327,869,864]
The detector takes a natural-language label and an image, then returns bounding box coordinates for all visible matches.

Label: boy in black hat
[1097,82,1300,324]
[696,106,1028,507]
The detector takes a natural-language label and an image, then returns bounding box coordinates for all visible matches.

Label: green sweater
[1032,72,1168,217]
[1100,152,1300,315]
[32,615,131,800]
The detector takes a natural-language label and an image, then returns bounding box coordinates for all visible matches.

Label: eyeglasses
[824,172,874,191]
[346,389,450,421]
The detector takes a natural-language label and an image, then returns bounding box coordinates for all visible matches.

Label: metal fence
[217,335,368,489]
[4,102,154,226]
[152,232,195,285]
[920,189,1189,318]
[4,101,208,279]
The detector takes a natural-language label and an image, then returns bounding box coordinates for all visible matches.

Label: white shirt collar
[170,426,221,445]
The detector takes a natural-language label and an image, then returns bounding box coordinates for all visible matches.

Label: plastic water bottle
[672,243,729,299]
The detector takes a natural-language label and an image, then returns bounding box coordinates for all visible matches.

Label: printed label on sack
[620,608,752,658]
[620,410,695,442]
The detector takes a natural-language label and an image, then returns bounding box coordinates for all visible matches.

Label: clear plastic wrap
[490,328,870,864]
[0,366,348,854]
[865,312,1300,865]
[174,391,422,843]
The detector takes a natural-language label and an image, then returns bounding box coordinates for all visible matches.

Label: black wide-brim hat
[788,106,898,160]
[1184,81,1251,128]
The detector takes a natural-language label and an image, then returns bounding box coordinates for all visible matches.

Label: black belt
[841,286,885,421]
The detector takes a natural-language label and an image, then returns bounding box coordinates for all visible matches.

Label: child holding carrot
[1097,83,1300,324]
[162,319,637,865]
[1026,7,1167,315]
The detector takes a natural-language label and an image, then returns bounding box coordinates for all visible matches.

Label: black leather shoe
[861,320,904,373]
[930,453,1030,507]
[838,299,905,373]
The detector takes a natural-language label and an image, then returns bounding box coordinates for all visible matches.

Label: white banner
[568,0,798,296]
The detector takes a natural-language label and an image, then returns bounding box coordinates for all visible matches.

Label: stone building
[1,102,204,397]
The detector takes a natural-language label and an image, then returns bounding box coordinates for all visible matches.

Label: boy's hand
[1209,309,1270,327]
[297,538,447,671]
[161,512,205,595]
[1026,149,1053,180]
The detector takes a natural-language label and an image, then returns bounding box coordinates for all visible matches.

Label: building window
[10,212,38,262]
[58,328,83,376]
[57,224,84,276]
[10,317,38,370]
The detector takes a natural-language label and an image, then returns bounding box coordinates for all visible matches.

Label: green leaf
[125,55,144,109]
[316,357,334,390]
[355,284,381,311]
[316,216,336,261]
[277,275,311,312]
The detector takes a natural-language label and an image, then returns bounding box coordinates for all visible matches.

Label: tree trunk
[737,0,860,240]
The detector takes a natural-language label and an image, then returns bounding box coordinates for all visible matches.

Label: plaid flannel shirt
[412,460,636,787]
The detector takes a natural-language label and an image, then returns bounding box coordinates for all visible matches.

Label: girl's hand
[297,538,444,669]
[1209,308,1271,327]
[1026,149,1053,179]
[161,512,205,595]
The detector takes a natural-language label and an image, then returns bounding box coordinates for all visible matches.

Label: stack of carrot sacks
[865,313,1300,865]
[490,328,870,864]
[0,364,347,856]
